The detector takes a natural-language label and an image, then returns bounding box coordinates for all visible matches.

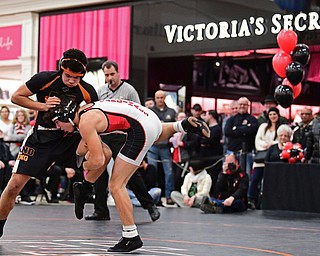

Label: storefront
[130,0,320,119]
[0,12,38,114]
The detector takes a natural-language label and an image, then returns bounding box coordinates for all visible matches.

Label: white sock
[173,120,184,132]
[122,225,138,238]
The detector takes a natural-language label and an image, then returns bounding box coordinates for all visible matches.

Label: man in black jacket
[224,97,258,177]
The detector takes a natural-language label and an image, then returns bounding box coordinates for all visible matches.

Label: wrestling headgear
[59,48,87,77]
[51,95,78,125]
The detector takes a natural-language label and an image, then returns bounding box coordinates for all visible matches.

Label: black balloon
[286,61,304,85]
[291,44,310,66]
[274,84,294,108]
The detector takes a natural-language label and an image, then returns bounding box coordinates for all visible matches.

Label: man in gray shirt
[85,60,160,221]
[97,64,140,102]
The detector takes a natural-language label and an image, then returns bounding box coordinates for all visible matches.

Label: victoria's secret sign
[164,11,320,43]
[0,25,22,60]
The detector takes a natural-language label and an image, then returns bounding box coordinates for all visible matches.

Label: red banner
[0,25,22,60]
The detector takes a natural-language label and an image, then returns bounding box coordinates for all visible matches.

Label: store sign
[164,11,320,43]
[0,25,22,60]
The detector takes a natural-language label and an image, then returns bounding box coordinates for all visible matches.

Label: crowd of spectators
[141,93,319,214]
[0,78,319,214]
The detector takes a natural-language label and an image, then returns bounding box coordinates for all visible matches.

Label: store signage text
[0,25,22,60]
[164,11,320,43]
[0,37,13,51]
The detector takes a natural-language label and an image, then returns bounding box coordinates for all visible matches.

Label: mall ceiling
[0,0,291,17]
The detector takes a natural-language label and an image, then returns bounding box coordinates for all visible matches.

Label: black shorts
[12,127,81,180]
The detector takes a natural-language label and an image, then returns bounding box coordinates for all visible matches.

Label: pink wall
[39,7,131,79]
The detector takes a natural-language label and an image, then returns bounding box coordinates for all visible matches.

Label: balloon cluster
[272,29,310,108]
[280,142,304,164]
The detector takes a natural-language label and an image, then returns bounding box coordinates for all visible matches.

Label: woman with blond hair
[6,109,31,158]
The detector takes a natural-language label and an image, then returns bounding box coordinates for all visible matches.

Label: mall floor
[0,199,319,256]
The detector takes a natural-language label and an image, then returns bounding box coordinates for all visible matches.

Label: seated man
[200,154,249,214]
[170,159,212,208]
[44,95,210,253]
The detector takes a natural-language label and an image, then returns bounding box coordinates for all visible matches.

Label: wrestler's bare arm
[76,139,88,156]
[11,84,60,111]
[78,111,107,171]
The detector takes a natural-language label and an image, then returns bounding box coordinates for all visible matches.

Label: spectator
[127,158,161,209]
[247,107,280,209]
[0,106,11,136]
[169,111,199,191]
[224,97,259,177]
[5,109,31,158]
[200,110,223,158]
[200,110,223,192]
[86,60,160,221]
[171,160,212,208]
[222,100,238,153]
[43,164,64,203]
[305,112,320,164]
[257,95,288,125]
[42,164,79,203]
[147,90,176,205]
[144,97,155,109]
[292,108,313,150]
[200,154,249,213]
[191,103,204,121]
[265,124,293,162]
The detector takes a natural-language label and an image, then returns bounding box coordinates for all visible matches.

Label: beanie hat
[268,107,280,116]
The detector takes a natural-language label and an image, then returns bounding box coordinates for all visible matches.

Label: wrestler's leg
[107,157,143,252]
[0,173,31,237]
[155,116,210,143]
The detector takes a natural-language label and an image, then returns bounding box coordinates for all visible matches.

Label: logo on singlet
[17,146,35,161]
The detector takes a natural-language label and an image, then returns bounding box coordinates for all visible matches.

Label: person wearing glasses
[292,108,314,150]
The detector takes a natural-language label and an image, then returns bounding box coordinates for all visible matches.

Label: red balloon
[293,143,302,149]
[292,83,302,99]
[282,79,301,99]
[281,150,290,159]
[298,152,304,160]
[283,142,293,150]
[288,157,297,164]
[282,78,293,87]
[272,52,292,77]
[277,29,298,54]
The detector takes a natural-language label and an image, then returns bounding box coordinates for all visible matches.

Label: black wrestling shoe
[148,205,160,221]
[85,212,110,221]
[182,116,210,138]
[73,182,91,220]
[108,235,143,252]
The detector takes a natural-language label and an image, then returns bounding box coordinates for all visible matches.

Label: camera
[227,162,237,172]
